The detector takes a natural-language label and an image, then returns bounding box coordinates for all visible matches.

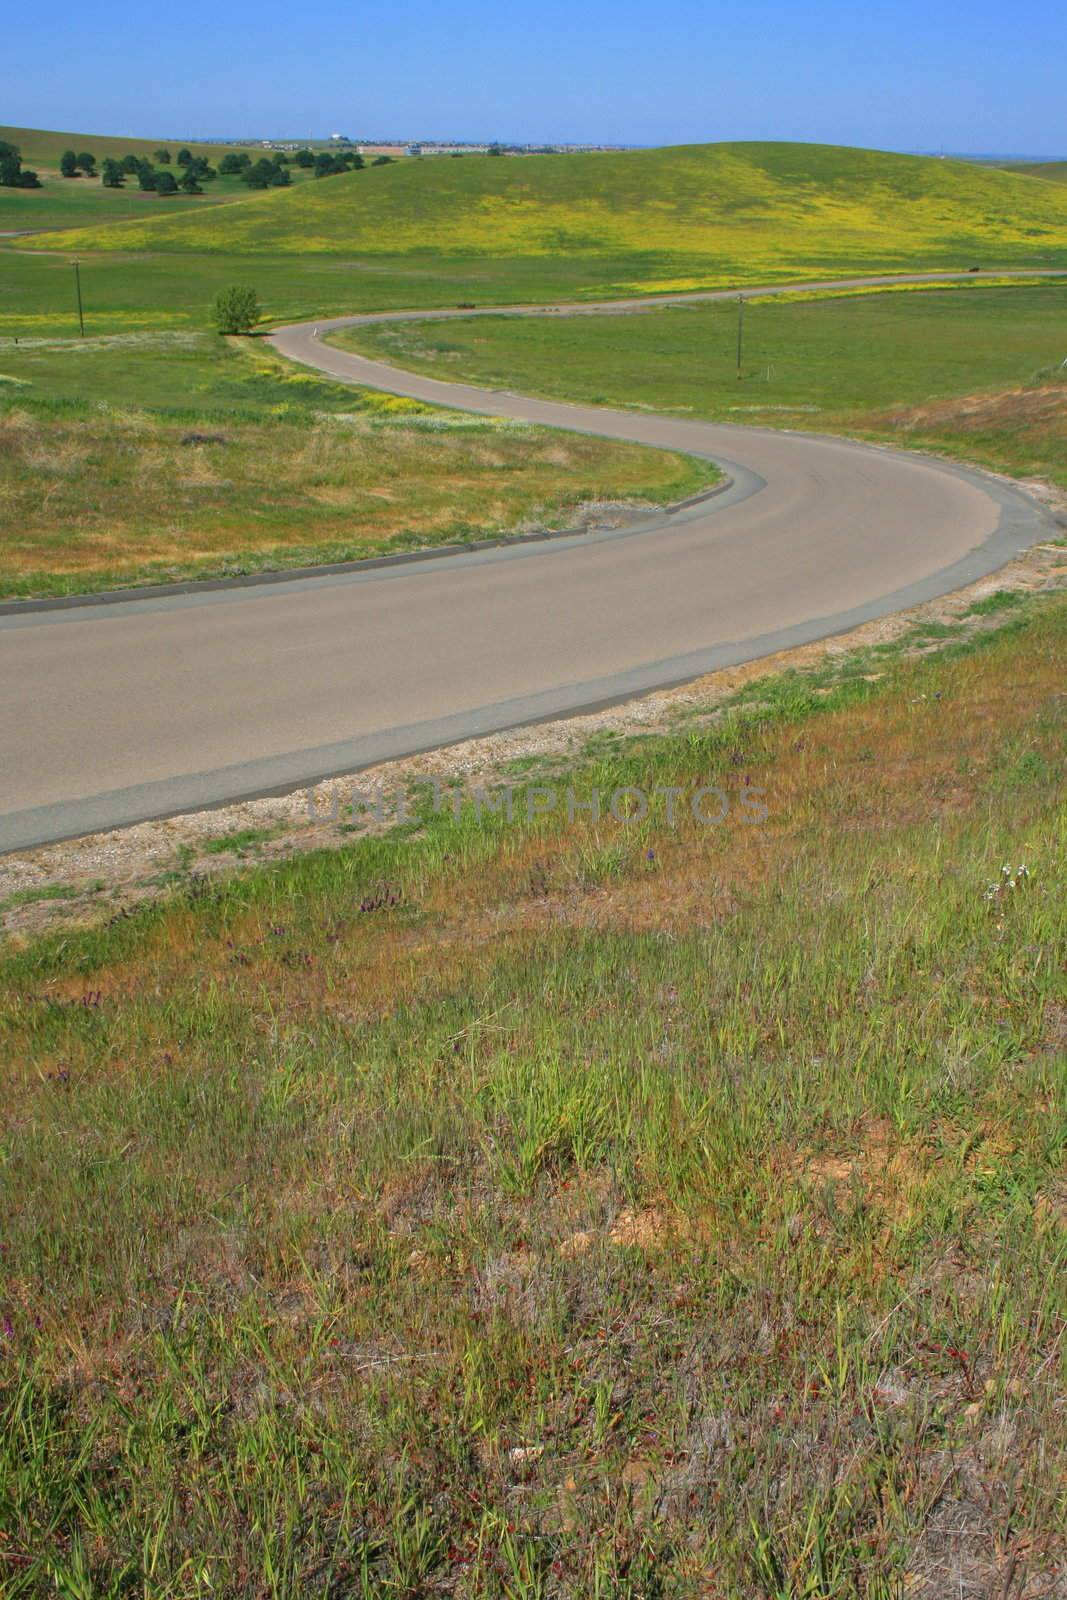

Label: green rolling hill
[22,141,1067,285]
[0,124,265,171]
[1004,160,1067,185]
[0,124,310,233]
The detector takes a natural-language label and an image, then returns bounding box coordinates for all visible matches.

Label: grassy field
[0,589,1063,1595]
[335,283,1067,490]
[20,142,1067,280]
[0,247,697,339]
[0,334,714,598]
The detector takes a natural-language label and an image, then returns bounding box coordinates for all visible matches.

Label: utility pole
[736,294,745,380]
[74,261,85,337]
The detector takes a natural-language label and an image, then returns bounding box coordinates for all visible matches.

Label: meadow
[0,336,713,597]
[0,589,1063,1595]
[335,283,1067,490]
[0,246,682,338]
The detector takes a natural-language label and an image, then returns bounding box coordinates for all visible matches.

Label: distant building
[357,144,408,159]
[408,143,491,157]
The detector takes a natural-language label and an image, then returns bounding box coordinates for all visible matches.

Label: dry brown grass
[878,382,1067,435]
[0,407,708,592]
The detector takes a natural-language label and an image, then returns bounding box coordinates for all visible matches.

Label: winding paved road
[1,273,1061,853]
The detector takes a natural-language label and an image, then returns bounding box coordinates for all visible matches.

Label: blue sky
[9,0,1067,156]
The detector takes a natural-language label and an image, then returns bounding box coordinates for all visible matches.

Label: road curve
[1,274,1060,853]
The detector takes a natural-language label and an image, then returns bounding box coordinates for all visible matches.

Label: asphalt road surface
[1,273,1060,853]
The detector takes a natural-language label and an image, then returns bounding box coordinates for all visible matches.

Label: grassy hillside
[0,124,260,172]
[1006,160,1067,185]
[0,125,315,233]
[24,142,1067,281]
[1,592,1064,1593]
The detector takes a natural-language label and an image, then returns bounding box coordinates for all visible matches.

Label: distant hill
[23,142,1067,280]
[1003,161,1067,186]
[0,124,261,171]
[0,124,330,234]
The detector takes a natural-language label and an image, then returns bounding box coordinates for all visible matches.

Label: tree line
[224,147,392,184]
[59,147,216,193]
[0,139,396,196]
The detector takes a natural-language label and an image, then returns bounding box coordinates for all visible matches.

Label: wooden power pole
[74,261,85,337]
[736,294,745,380]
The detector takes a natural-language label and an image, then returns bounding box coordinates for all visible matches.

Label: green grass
[0,334,717,598]
[335,282,1067,416]
[964,589,1026,617]
[200,827,282,857]
[0,246,687,339]
[0,326,376,410]
[22,141,1067,281]
[0,593,1063,1595]
[334,283,1067,488]
[0,882,82,915]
